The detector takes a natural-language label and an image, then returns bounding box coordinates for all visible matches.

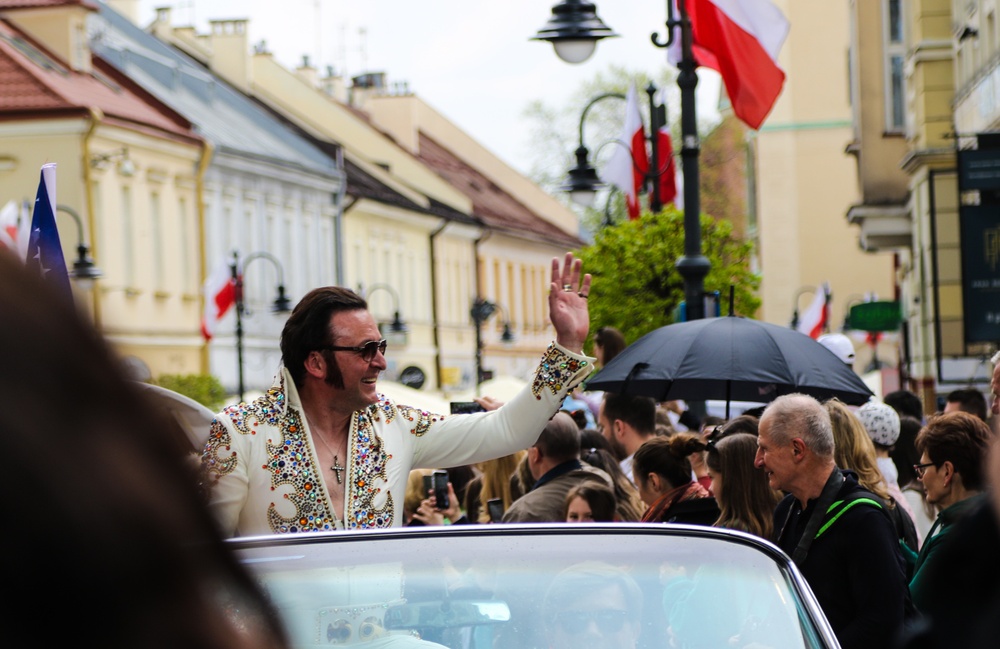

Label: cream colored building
[149,12,583,394]
[846,0,996,408]
[0,0,206,380]
[753,0,898,377]
[360,92,584,386]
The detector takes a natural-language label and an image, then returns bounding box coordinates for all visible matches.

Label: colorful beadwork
[531,343,590,398]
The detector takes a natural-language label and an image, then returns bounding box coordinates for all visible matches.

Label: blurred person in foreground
[202,253,594,535]
[0,249,289,649]
[755,393,909,649]
[543,561,642,649]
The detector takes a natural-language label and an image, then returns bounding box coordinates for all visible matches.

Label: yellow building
[0,0,205,379]
[847,0,996,408]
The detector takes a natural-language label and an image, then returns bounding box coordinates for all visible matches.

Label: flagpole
[664,0,710,322]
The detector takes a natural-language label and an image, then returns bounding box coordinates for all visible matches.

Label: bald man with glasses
[201,254,596,537]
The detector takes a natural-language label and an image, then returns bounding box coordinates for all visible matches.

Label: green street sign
[848,301,901,332]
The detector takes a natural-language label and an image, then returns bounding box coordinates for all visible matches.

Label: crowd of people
[6,242,999,649]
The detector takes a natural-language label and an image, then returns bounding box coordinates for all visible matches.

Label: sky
[133,0,721,175]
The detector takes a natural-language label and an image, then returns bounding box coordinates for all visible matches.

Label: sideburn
[321,350,345,389]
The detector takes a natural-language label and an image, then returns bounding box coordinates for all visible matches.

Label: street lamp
[531,0,618,64]
[361,282,409,347]
[535,0,710,321]
[470,297,515,390]
[563,85,673,214]
[231,250,292,402]
[55,204,102,290]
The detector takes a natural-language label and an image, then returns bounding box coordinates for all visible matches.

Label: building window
[884,0,906,133]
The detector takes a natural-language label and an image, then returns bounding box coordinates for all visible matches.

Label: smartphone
[486,497,504,523]
[450,401,486,414]
[432,469,450,509]
[422,474,434,499]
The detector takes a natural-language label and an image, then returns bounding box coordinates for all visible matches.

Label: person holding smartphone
[202,253,595,536]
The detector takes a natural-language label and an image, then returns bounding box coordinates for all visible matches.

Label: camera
[450,401,486,414]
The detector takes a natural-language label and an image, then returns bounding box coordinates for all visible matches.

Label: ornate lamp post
[231,250,292,402]
[535,0,711,320]
[562,84,672,217]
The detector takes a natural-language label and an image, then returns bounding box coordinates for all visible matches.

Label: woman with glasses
[905,411,992,613]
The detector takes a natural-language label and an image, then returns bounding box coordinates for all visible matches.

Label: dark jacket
[501,460,611,523]
[774,469,908,649]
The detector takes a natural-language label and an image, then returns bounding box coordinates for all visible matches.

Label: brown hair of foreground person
[0,249,289,649]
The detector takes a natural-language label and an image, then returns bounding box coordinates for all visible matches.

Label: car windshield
[232,525,832,649]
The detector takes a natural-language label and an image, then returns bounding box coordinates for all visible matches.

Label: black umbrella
[586,315,873,418]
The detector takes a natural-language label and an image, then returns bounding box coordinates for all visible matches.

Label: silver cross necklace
[313,431,346,484]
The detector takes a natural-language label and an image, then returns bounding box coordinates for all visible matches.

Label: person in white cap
[818,333,856,367]
[856,400,923,547]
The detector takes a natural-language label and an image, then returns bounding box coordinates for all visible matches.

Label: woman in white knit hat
[857,399,925,548]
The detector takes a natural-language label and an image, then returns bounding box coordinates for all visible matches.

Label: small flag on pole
[201,258,237,341]
[25,163,72,300]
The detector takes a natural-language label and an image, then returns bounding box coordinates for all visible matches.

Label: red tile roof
[418,132,582,247]
[0,18,198,143]
[0,0,97,10]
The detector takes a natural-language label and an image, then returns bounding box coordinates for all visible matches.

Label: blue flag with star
[25,164,72,300]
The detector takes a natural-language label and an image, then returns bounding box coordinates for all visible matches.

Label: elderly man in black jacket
[755,393,910,649]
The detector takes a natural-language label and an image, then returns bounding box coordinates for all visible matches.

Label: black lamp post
[55,204,102,290]
[361,282,409,345]
[563,84,673,216]
[470,297,515,390]
[789,285,817,331]
[535,0,711,321]
[231,250,292,402]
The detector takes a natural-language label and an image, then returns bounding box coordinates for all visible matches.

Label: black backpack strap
[789,468,845,567]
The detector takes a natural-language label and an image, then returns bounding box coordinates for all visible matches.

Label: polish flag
[797,282,830,339]
[650,127,677,206]
[671,0,789,130]
[201,259,237,341]
[602,83,647,219]
[0,200,18,251]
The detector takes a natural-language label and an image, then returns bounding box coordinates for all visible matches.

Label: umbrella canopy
[586,316,873,413]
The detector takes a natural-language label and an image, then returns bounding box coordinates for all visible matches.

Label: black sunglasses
[319,339,388,362]
[554,609,629,635]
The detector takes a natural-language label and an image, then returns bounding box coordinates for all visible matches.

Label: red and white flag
[201,259,237,341]
[0,200,19,251]
[797,282,830,339]
[669,0,789,130]
[650,126,677,207]
[602,83,647,219]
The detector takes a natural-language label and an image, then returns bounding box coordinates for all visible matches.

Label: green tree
[577,207,760,347]
[155,373,228,412]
